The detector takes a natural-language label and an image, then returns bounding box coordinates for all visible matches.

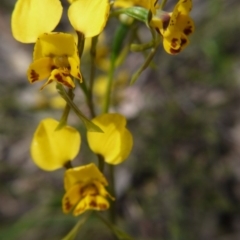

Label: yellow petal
[47,69,75,89]
[68,57,82,81]
[11,0,62,43]
[31,118,81,171]
[68,0,110,38]
[93,181,115,200]
[175,15,195,36]
[33,33,77,61]
[114,0,134,8]
[27,57,53,83]
[163,31,189,55]
[62,183,83,213]
[114,0,157,13]
[64,163,108,191]
[117,128,133,164]
[73,195,109,216]
[87,114,133,165]
[176,0,192,14]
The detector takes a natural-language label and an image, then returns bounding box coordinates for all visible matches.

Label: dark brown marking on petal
[51,65,57,70]
[77,73,81,79]
[89,201,97,207]
[55,73,64,83]
[64,198,72,211]
[30,70,39,82]
[171,38,179,48]
[54,73,73,88]
[184,26,193,35]
[62,72,69,77]
[99,204,107,210]
[162,14,171,30]
[181,38,187,46]
[170,48,181,55]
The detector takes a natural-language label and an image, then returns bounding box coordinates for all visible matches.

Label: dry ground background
[1,0,240,239]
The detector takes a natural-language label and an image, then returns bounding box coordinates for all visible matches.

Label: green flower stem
[103,23,130,113]
[76,31,96,118]
[97,154,105,172]
[102,23,130,225]
[57,84,103,132]
[103,59,115,114]
[96,213,134,240]
[64,161,73,169]
[62,212,90,240]
[160,0,168,9]
[88,36,99,118]
[55,89,74,130]
[130,45,159,85]
[77,31,85,57]
[109,164,116,224]
[131,41,155,52]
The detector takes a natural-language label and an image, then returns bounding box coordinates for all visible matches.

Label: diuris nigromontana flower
[151,0,194,54]
[63,163,114,216]
[87,113,133,165]
[31,118,81,171]
[27,33,82,89]
[11,0,110,43]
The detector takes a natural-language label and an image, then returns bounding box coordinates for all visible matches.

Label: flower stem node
[63,163,114,216]
[27,33,82,90]
[87,113,133,165]
[31,118,81,171]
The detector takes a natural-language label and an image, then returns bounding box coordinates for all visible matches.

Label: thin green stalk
[88,36,99,118]
[97,154,105,172]
[57,84,103,132]
[55,89,74,130]
[130,45,159,85]
[77,31,85,57]
[103,23,130,113]
[76,31,96,117]
[102,23,130,225]
[160,0,168,9]
[103,59,115,113]
[109,164,116,224]
[64,161,73,169]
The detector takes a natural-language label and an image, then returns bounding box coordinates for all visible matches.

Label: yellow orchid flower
[87,114,133,165]
[63,163,114,216]
[152,0,194,54]
[27,32,82,89]
[31,118,81,171]
[12,0,110,43]
[114,0,159,14]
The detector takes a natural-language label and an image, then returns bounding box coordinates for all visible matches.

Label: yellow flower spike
[68,0,110,38]
[31,118,81,171]
[11,0,62,43]
[27,32,82,89]
[87,114,133,165]
[62,163,114,216]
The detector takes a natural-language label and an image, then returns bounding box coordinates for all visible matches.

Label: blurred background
[1,0,240,239]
